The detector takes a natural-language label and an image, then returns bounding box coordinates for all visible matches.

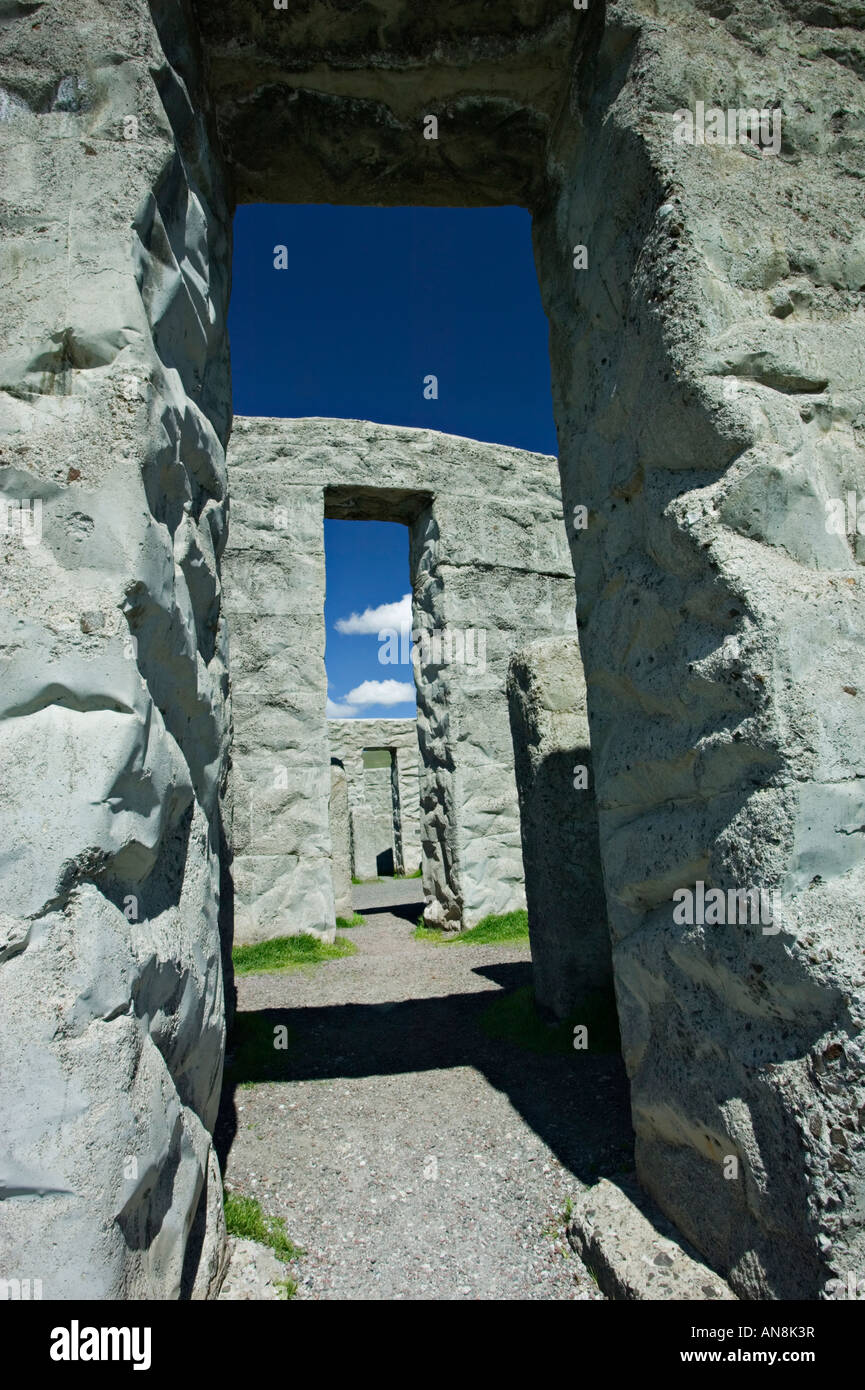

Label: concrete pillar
[329,761,353,919]
[508,637,611,1019]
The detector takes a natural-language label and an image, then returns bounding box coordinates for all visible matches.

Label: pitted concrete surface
[216,884,633,1300]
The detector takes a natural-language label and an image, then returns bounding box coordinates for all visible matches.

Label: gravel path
[216,881,634,1301]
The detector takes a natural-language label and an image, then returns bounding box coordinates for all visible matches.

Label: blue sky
[229,205,555,718]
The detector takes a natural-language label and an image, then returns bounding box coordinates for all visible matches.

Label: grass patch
[413,918,450,944]
[232,933,357,976]
[275,1276,298,1300]
[351,875,380,884]
[457,909,529,944]
[394,867,423,880]
[223,1190,305,1262]
[413,908,529,946]
[479,983,621,1056]
[335,913,365,928]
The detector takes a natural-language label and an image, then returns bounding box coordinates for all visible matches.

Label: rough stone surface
[532,0,865,1300]
[508,637,611,1019]
[0,0,232,1298]
[216,1237,288,1301]
[568,1179,737,1302]
[328,718,422,879]
[193,0,572,207]
[329,762,353,920]
[223,418,576,941]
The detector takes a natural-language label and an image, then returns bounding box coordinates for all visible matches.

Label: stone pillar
[411,490,577,929]
[361,758,395,875]
[349,804,379,881]
[0,0,231,1297]
[329,761,353,920]
[390,749,405,875]
[534,0,865,1297]
[395,744,422,874]
[222,471,335,944]
[508,637,611,1019]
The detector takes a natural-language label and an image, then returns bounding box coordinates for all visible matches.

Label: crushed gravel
[216,880,634,1301]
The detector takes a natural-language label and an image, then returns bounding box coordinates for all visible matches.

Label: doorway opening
[217,201,631,1304]
[361,748,401,878]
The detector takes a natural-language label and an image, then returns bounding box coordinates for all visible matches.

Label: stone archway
[222,417,577,941]
[2,0,863,1301]
[327,720,422,883]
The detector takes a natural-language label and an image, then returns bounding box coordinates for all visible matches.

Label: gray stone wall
[0,0,232,1298]
[223,419,577,939]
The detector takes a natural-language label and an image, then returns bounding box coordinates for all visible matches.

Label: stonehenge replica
[1,0,864,1302]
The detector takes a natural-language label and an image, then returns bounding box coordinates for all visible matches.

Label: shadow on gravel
[215,955,634,1186]
[360,898,425,925]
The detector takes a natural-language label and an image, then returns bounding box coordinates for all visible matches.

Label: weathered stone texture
[224,418,576,938]
[216,1237,287,1301]
[533,0,865,1299]
[569,1179,737,1302]
[0,0,232,1296]
[329,761,353,920]
[508,637,611,1019]
[222,468,334,944]
[192,0,573,207]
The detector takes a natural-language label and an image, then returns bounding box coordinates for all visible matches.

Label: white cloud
[334,593,412,636]
[326,697,358,717]
[344,679,415,707]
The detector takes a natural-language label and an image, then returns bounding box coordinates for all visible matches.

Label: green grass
[394,867,423,880]
[457,909,529,944]
[232,933,357,976]
[413,918,449,943]
[413,908,530,946]
[479,983,621,1056]
[351,874,380,884]
[223,1191,305,1262]
[336,913,365,928]
[275,1276,299,1300]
